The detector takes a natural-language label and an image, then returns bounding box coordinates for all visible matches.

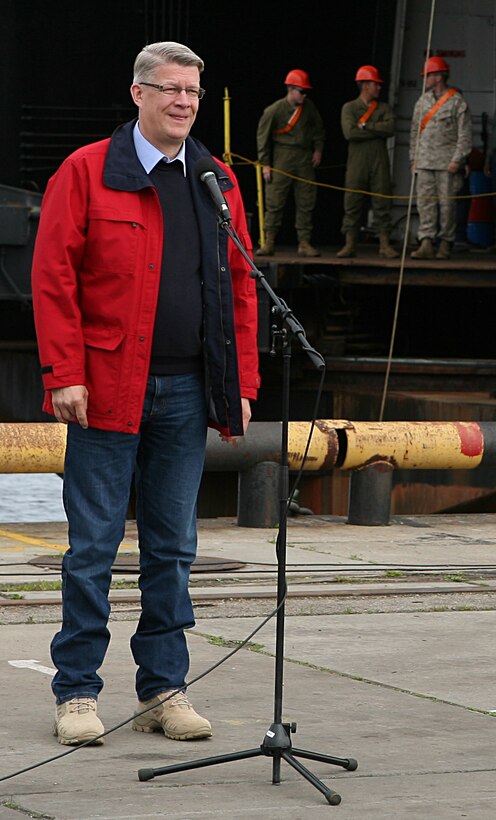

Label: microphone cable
[0,593,285,784]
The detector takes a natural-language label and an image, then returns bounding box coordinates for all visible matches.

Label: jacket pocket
[435,109,454,128]
[83,327,126,418]
[82,208,144,275]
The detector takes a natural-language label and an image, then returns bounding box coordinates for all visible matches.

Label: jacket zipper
[215,221,230,424]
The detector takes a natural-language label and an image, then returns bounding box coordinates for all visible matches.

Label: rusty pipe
[0,421,341,474]
[0,420,488,474]
[336,420,484,471]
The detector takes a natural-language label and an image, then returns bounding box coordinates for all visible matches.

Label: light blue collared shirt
[133,121,187,176]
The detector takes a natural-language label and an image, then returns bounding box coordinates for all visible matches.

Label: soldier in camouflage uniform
[337,65,398,258]
[410,56,472,260]
[256,69,325,257]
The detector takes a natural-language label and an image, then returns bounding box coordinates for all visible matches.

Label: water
[0,474,66,522]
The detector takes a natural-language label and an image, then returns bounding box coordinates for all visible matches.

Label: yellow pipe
[287,421,339,471]
[340,421,483,470]
[255,162,265,247]
[0,422,66,473]
[0,422,340,474]
[223,87,232,165]
[0,421,484,474]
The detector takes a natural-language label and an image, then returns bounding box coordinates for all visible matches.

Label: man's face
[425,71,444,91]
[286,86,308,108]
[364,80,382,99]
[130,63,201,155]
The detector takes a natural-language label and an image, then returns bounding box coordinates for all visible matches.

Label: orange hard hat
[284,69,312,89]
[355,65,383,83]
[421,56,450,76]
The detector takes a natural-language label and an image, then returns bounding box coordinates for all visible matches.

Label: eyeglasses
[139,82,206,100]
[293,87,308,94]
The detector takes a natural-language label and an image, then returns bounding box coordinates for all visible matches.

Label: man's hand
[220,398,252,444]
[312,150,322,168]
[51,385,89,428]
[262,165,272,183]
[448,161,460,174]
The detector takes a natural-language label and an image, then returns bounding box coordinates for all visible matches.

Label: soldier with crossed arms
[337,65,398,259]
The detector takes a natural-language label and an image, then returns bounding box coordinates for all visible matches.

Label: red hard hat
[421,56,450,76]
[284,69,312,89]
[355,65,383,83]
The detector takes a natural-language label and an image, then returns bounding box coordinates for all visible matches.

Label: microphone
[196,157,232,222]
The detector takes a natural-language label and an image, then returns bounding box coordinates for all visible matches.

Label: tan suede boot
[54,697,105,746]
[436,239,452,259]
[255,232,275,256]
[411,238,435,259]
[298,239,320,257]
[379,232,399,258]
[133,690,212,741]
[336,231,357,258]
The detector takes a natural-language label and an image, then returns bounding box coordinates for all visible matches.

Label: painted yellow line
[0,528,137,553]
[0,528,67,550]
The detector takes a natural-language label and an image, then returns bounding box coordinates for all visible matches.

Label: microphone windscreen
[195,156,221,179]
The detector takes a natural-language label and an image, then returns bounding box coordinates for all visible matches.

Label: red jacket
[31,121,260,435]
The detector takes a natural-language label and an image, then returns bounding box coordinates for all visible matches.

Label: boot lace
[68,697,96,714]
[168,691,191,708]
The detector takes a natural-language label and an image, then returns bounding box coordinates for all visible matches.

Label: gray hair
[133,41,204,82]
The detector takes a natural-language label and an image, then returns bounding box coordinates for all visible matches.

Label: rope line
[229,152,491,201]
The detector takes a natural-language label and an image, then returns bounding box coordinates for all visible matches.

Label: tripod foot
[138,768,155,782]
[137,747,262,782]
[281,749,341,804]
[292,747,359,772]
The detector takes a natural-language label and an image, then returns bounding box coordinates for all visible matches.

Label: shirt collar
[133,121,187,176]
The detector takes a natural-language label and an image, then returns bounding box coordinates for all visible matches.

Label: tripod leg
[138,747,263,781]
[281,750,341,805]
[292,747,358,771]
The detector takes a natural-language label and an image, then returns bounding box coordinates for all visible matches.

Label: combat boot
[379,232,399,259]
[336,231,357,258]
[54,697,105,746]
[298,239,320,257]
[133,690,212,741]
[436,239,452,259]
[255,232,275,256]
[410,238,435,259]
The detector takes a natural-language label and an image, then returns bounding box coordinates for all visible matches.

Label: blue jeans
[51,373,207,705]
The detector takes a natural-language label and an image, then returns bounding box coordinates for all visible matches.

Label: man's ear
[130,83,143,107]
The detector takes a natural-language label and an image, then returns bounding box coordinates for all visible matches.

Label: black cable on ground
[0,593,286,783]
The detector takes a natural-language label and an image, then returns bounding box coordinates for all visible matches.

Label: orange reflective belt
[273,104,303,135]
[357,99,378,125]
[420,88,457,132]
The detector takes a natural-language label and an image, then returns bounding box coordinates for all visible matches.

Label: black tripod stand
[138,218,357,806]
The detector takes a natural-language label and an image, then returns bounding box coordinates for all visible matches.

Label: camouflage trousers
[415,169,464,243]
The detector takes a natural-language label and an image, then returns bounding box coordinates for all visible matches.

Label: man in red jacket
[31,41,260,746]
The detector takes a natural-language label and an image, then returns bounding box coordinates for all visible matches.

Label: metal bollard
[347,461,394,526]
[237,461,280,528]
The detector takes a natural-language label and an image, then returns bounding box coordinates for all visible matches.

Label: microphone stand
[137,215,358,806]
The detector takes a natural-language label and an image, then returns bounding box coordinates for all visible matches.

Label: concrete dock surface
[1,513,496,818]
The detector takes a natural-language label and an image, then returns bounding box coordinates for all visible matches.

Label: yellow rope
[229,152,494,202]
